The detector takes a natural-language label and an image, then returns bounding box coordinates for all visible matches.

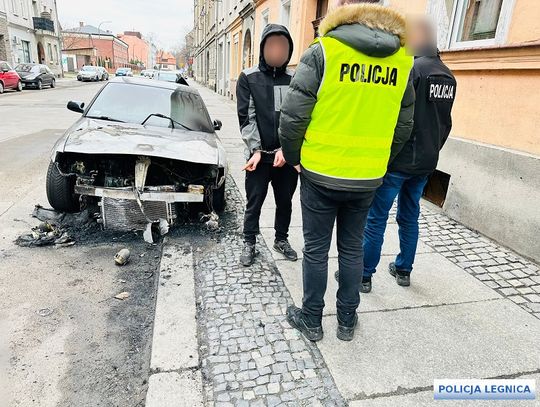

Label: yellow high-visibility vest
[301,36,413,181]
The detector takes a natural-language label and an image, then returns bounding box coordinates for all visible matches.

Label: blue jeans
[363,171,428,277]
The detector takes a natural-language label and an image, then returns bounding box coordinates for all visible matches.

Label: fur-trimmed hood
[320,3,407,47]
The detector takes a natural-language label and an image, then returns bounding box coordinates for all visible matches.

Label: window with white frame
[445,0,515,49]
[261,9,269,30]
[281,0,291,28]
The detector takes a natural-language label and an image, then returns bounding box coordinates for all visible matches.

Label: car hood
[59,118,220,165]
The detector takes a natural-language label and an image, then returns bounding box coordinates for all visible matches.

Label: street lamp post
[97,21,112,68]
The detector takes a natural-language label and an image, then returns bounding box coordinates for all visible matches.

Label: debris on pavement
[114,248,131,266]
[15,221,75,248]
[143,219,170,244]
[37,308,54,317]
[32,205,65,223]
[200,211,219,231]
[114,292,130,300]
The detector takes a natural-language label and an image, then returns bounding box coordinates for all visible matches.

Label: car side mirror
[67,101,85,113]
[213,119,222,131]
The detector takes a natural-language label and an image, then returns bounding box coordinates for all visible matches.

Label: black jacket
[389,54,456,175]
[236,24,294,163]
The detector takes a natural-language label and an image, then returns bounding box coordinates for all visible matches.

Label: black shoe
[360,277,372,293]
[337,313,358,342]
[286,305,323,342]
[240,242,257,267]
[388,262,410,286]
[335,270,372,293]
[274,240,298,261]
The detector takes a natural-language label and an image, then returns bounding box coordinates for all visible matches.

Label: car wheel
[50,79,56,88]
[46,162,80,213]
[211,182,226,213]
[0,82,4,94]
[37,80,43,90]
[16,81,23,91]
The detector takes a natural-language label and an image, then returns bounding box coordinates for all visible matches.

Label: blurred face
[406,16,437,56]
[263,35,290,68]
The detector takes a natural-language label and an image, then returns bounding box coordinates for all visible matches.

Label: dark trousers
[243,163,298,244]
[300,175,375,325]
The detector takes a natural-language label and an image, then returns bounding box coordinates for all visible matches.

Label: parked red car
[0,61,23,93]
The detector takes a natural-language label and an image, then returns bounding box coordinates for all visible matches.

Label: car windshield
[82,66,97,71]
[16,64,40,73]
[117,68,129,72]
[85,83,214,133]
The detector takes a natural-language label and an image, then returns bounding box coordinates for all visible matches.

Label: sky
[56,0,194,50]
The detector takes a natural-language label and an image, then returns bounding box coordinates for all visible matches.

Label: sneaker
[388,262,410,286]
[337,313,358,342]
[240,242,257,267]
[286,305,323,342]
[360,277,372,293]
[334,270,372,293]
[273,240,298,261]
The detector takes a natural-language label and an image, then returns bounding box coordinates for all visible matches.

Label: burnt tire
[211,182,225,213]
[46,162,80,212]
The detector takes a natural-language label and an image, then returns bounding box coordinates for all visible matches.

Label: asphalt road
[0,79,161,407]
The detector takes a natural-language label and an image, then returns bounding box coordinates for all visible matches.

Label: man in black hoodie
[236,24,298,267]
[362,18,456,291]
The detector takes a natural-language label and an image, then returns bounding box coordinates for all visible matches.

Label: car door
[46,66,54,83]
[0,62,15,88]
[39,66,49,85]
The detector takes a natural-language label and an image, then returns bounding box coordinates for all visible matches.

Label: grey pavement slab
[317,299,540,402]
[277,251,500,315]
[261,222,432,262]
[150,244,198,371]
[145,371,203,407]
[349,374,540,407]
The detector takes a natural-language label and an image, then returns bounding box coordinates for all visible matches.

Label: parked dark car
[46,77,227,231]
[0,61,23,93]
[15,63,56,89]
[115,67,133,77]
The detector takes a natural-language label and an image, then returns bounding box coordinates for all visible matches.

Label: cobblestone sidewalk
[417,207,540,319]
[191,178,346,406]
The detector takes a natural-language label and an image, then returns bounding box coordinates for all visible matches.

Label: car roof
[108,76,197,94]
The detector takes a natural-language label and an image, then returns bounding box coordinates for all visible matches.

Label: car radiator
[100,197,176,230]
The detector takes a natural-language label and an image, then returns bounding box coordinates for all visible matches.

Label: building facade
[156,50,177,70]
[192,0,540,261]
[62,23,129,72]
[0,0,62,75]
[117,31,151,69]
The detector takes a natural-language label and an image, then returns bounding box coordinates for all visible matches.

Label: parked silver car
[97,67,109,81]
[46,77,227,230]
[77,66,101,82]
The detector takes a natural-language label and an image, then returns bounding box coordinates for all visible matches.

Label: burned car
[46,77,227,231]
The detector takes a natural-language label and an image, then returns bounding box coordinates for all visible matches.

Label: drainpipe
[53,0,63,77]
[214,0,218,92]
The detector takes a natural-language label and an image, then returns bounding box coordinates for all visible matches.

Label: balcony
[33,17,55,33]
